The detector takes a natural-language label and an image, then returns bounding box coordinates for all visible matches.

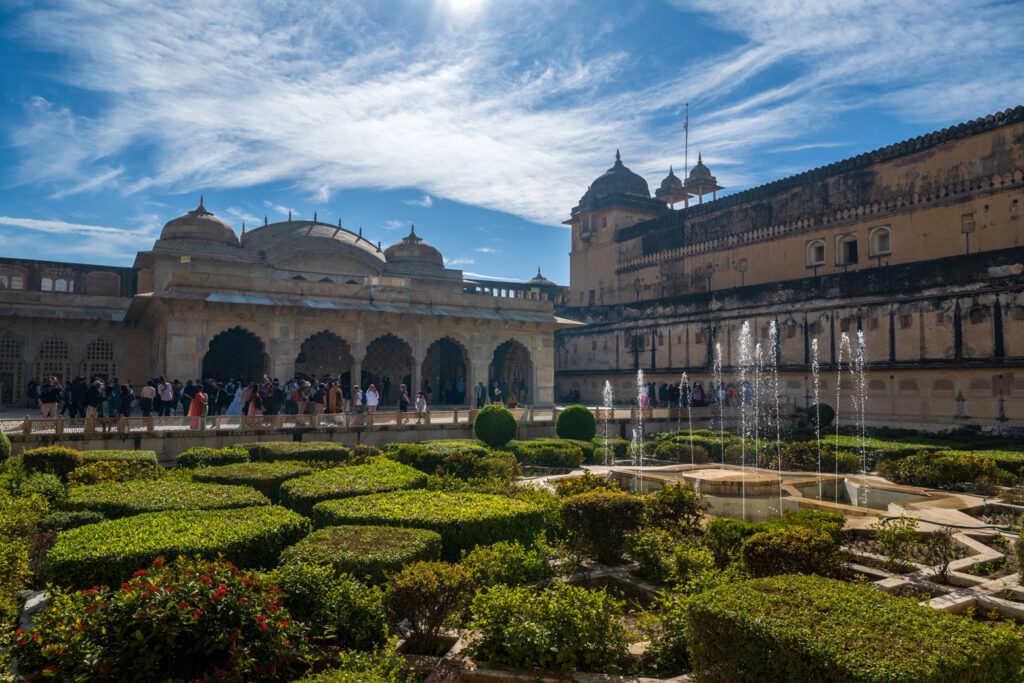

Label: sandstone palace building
[0,208,568,407]
[555,106,1024,430]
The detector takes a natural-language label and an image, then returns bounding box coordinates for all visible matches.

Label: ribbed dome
[583,150,651,201]
[526,267,556,286]
[685,154,717,185]
[158,197,238,246]
[655,166,684,195]
[242,219,386,274]
[384,225,444,270]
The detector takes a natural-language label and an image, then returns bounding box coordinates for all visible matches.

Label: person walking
[139,381,156,417]
[159,379,174,416]
[39,377,61,419]
[476,382,486,408]
[365,384,379,414]
[189,384,208,429]
[99,384,117,432]
[328,381,343,415]
[118,383,134,417]
[415,391,427,423]
[245,382,263,416]
[311,382,326,415]
[398,383,410,412]
[84,379,104,420]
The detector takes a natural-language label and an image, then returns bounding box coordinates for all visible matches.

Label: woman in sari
[189,385,208,429]
[226,384,246,416]
[246,382,263,416]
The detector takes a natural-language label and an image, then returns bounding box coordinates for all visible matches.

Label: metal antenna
[684,102,689,176]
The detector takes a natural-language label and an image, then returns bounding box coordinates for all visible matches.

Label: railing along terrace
[463,280,568,304]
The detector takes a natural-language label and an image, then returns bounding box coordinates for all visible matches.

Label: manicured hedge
[418,439,491,457]
[313,490,544,561]
[877,451,1014,488]
[592,437,630,461]
[654,440,710,463]
[555,405,597,441]
[240,441,351,463]
[191,461,312,502]
[474,405,517,448]
[45,505,310,588]
[685,574,1023,682]
[80,449,158,465]
[279,525,442,583]
[176,446,249,469]
[506,439,587,468]
[279,460,427,516]
[0,429,10,463]
[63,479,270,518]
[21,446,83,477]
[672,434,738,462]
[934,449,1024,476]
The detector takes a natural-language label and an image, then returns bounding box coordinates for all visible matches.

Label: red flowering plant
[16,555,308,682]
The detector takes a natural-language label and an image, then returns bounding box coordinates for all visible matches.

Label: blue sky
[0,0,1022,284]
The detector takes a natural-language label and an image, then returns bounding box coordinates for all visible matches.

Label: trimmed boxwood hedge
[21,446,83,477]
[240,441,351,463]
[279,525,442,583]
[176,446,249,469]
[279,460,427,515]
[80,449,159,465]
[63,479,270,518]
[418,439,491,457]
[506,439,588,468]
[685,574,1023,682]
[191,461,313,502]
[46,505,310,588]
[312,490,544,561]
[555,405,597,441]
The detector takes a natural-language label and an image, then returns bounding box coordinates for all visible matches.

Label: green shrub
[643,482,707,535]
[474,405,517,448]
[871,515,919,571]
[723,441,773,466]
[21,472,66,505]
[1017,536,1024,581]
[0,429,10,463]
[280,460,427,516]
[642,593,691,676]
[655,440,709,462]
[808,402,835,428]
[554,472,620,497]
[384,561,475,650]
[705,518,767,567]
[676,434,737,461]
[779,441,861,473]
[297,648,416,682]
[592,436,630,462]
[17,556,307,682]
[64,479,269,518]
[350,444,382,462]
[770,508,846,545]
[45,505,310,588]
[37,510,105,533]
[741,526,846,578]
[628,527,676,583]
[435,450,482,478]
[419,439,491,458]
[80,449,158,465]
[313,490,544,561]
[242,441,351,464]
[561,490,645,564]
[177,446,249,469]
[878,450,1014,489]
[506,439,585,468]
[67,459,163,487]
[268,561,387,649]
[21,445,83,477]
[556,405,597,441]
[467,584,630,672]
[386,443,445,473]
[280,525,442,584]
[627,529,718,590]
[192,461,312,502]
[685,574,1024,682]
[461,539,557,586]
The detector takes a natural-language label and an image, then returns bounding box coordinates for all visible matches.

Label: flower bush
[46,505,310,588]
[467,584,630,672]
[556,405,597,441]
[267,561,387,649]
[279,525,442,584]
[21,445,83,477]
[279,460,427,515]
[81,449,159,465]
[192,461,313,502]
[177,446,250,469]
[241,441,351,464]
[473,405,518,448]
[383,561,475,651]
[313,490,544,561]
[685,574,1024,681]
[67,459,163,487]
[17,556,308,682]
[561,490,645,564]
[63,479,270,518]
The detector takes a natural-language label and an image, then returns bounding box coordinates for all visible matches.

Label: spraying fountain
[602,380,614,466]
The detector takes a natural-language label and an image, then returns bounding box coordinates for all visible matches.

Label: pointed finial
[670,164,674,174]
[377,240,381,251]
[314,211,317,222]
[358,226,362,238]
[537,267,542,276]
[288,209,292,221]
[698,153,702,164]
[241,221,246,234]
[338,218,341,228]
[615,149,621,163]
[264,215,268,226]
[410,223,416,236]
[199,194,204,208]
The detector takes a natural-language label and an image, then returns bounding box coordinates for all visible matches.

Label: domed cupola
[654,166,690,208]
[158,196,239,246]
[582,150,651,203]
[683,153,723,204]
[526,267,556,287]
[384,225,444,270]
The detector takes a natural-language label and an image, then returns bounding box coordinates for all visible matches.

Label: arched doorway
[202,327,266,381]
[489,339,533,405]
[294,331,353,381]
[422,337,468,405]
[363,333,413,405]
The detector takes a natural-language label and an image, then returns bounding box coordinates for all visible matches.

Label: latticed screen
[35,337,71,384]
[84,338,116,382]
[0,336,22,404]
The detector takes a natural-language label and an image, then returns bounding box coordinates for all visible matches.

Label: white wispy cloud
[262,201,296,219]
[444,257,474,266]
[5,0,1022,227]
[475,246,501,254]
[464,271,523,282]
[404,194,433,207]
[0,216,147,236]
[381,219,407,231]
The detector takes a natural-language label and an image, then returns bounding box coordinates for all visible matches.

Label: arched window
[836,234,858,265]
[806,239,826,267]
[41,277,53,291]
[55,279,68,292]
[869,226,891,257]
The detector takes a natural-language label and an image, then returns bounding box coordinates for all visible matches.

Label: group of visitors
[473,378,528,409]
[29,376,137,432]
[626,380,755,408]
